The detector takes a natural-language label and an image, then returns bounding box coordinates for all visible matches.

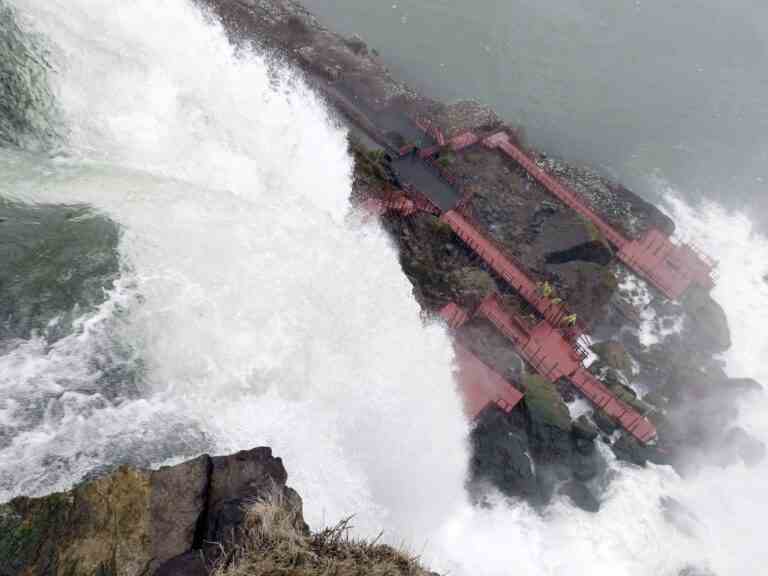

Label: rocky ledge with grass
[0,447,433,576]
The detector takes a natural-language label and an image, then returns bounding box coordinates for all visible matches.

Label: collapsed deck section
[475,296,656,443]
[482,131,716,300]
[440,303,524,418]
[452,343,524,417]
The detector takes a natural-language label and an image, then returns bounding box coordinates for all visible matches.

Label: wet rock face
[205,447,307,548]
[470,406,539,502]
[682,286,731,353]
[559,481,600,513]
[545,240,613,266]
[539,157,675,240]
[469,379,605,513]
[591,340,633,375]
[521,374,572,458]
[151,456,211,564]
[0,447,304,576]
[0,466,157,576]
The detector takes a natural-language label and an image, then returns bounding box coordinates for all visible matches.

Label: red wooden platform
[452,296,657,443]
[439,303,523,418]
[482,131,716,300]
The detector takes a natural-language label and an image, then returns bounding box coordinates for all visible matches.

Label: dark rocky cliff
[0,448,305,576]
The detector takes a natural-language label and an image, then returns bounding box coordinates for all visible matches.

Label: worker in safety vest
[562,313,578,327]
[538,280,554,298]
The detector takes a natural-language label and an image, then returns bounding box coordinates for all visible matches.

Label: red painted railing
[483,132,629,250]
[481,131,716,300]
[439,303,524,418]
[440,210,585,337]
[476,295,656,443]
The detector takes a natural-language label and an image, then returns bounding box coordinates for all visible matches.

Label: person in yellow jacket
[563,313,578,327]
[539,280,554,298]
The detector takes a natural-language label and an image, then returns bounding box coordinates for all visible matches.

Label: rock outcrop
[469,374,606,512]
[682,286,731,353]
[0,447,304,576]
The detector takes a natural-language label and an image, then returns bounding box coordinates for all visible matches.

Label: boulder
[0,447,303,576]
[570,450,602,482]
[0,466,157,576]
[451,267,498,302]
[470,406,539,501]
[572,415,599,441]
[612,435,670,467]
[592,340,633,374]
[521,374,573,459]
[151,455,210,565]
[682,286,731,353]
[592,409,618,436]
[559,481,600,513]
[204,447,307,548]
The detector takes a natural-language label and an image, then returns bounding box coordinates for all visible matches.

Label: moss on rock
[521,374,571,431]
[0,467,154,576]
[593,341,632,373]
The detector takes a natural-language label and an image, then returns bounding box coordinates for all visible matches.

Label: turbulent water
[1,1,767,575]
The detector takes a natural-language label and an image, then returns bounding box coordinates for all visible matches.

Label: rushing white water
[2,2,767,575]
[1,0,470,543]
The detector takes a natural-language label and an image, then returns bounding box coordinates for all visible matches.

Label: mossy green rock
[521,374,571,431]
[592,340,632,373]
[451,267,498,300]
[0,448,299,576]
[0,466,153,576]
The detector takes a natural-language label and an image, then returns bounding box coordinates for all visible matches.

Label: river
[1,1,767,575]
[303,0,768,224]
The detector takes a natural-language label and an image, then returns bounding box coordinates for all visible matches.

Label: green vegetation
[435,151,455,168]
[347,136,392,185]
[0,494,72,571]
[462,150,484,164]
[582,218,613,252]
[521,373,571,431]
[601,268,619,293]
[215,498,434,576]
[428,216,455,241]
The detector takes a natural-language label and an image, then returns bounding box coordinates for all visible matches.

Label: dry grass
[213,494,436,576]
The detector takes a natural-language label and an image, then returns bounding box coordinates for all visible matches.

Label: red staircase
[359,182,656,442]
[360,196,585,337]
[455,296,657,443]
[440,210,584,337]
[359,191,440,219]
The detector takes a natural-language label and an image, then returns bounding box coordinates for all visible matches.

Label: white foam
[4,0,468,543]
[3,2,768,574]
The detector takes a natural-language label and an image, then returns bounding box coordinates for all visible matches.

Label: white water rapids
[1,1,767,574]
